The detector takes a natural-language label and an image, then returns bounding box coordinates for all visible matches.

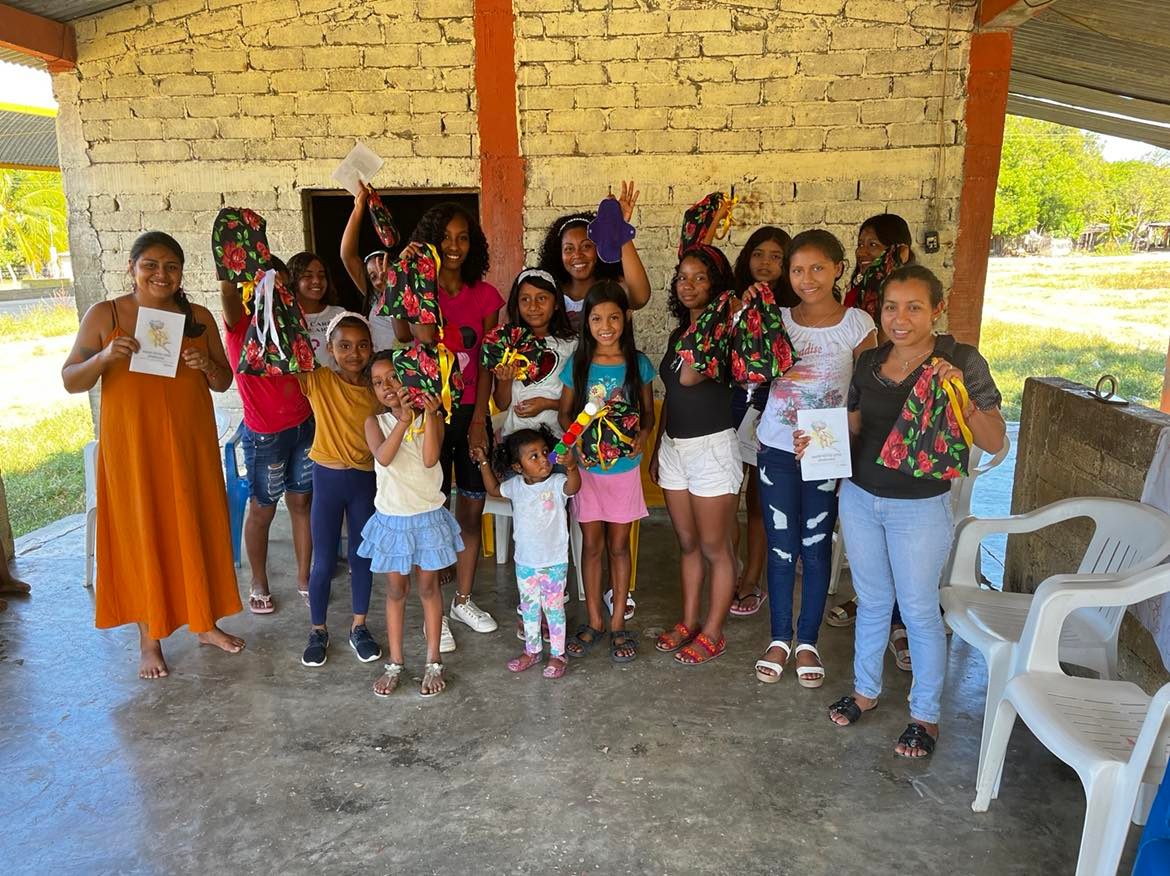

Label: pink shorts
[572,466,648,525]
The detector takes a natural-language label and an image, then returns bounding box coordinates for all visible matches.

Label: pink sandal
[507,652,542,673]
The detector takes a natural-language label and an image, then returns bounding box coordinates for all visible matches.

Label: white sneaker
[439,616,456,654]
[450,596,498,633]
[604,589,636,621]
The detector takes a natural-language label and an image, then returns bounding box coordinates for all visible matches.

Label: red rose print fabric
[877,359,973,480]
[479,323,554,385]
[236,270,316,377]
[677,191,735,258]
[674,289,736,382]
[366,190,400,249]
[377,244,442,326]
[391,342,464,422]
[577,399,639,471]
[843,245,909,323]
[728,283,799,389]
[212,207,271,284]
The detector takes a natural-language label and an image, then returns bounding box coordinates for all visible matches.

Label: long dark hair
[286,252,338,307]
[537,212,622,290]
[733,225,797,306]
[668,245,733,333]
[490,426,556,480]
[506,269,575,340]
[129,231,204,338]
[570,281,643,419]
[411,202,490,285]
[850,213,916,284]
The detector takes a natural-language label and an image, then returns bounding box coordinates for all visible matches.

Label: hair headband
[557,216,590,237]
[516,268,557,287]
[325,310,372,340]
[363,250,388,263]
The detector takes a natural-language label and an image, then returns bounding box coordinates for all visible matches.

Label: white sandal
[794,643,826,689]
[373,662,403,698]
[420,662,446,698]
[754,640,790,684]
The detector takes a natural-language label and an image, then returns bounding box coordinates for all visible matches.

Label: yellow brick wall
[515,0,974,347]
[54,0,479,318]
[55,0,975,363]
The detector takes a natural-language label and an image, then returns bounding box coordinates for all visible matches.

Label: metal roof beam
[0,1,76,72]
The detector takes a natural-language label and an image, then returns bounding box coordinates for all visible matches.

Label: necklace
[794,303,841,330]
[891,346,933,377]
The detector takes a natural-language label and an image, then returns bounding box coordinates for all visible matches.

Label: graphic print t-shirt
[559,352,655,475]
[757,307,875,453]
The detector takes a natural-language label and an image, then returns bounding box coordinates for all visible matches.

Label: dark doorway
[303,189,481,313]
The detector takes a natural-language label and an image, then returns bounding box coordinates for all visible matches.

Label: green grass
[981,318,1165,420]
[0,404,92,537]
[0,300,79,342]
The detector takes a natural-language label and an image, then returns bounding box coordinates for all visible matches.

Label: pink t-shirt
[439,280,503,406]
[224,314,313,435]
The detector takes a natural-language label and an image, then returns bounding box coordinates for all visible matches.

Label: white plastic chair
[83,440,98,588]
[941,497,1170,800]
[827,437,1011,595]
[485,494,513,566]
[972,565,1170,876]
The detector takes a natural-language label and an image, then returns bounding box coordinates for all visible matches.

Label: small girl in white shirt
[358,351,463,698]
[473,428,580,678]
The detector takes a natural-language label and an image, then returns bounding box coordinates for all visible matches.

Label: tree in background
[1092,159,1170,247]
[993,117,1102,239]
[0,170,67,275]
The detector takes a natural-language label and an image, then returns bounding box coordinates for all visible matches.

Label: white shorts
[657,429,744,497]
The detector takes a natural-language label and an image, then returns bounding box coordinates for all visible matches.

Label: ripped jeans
[757,444,839,645]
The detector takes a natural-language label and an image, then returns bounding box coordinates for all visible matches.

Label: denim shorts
[241,417,315,506]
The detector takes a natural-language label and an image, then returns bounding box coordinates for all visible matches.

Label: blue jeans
[308,464,376,627]
[756,445,839,645]
[838,478,953,724]
[241,418,315,506]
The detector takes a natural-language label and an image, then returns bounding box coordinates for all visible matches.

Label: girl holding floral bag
[824,265,1005,759]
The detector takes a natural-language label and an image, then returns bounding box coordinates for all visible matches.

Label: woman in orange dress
[63,231,245,679]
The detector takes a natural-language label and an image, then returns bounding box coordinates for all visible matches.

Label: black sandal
[610,630,638,664]
[828,695,876,726]
[566,624,605,659]
[895,723,937,758]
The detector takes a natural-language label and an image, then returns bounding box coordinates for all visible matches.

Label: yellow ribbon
[587,408,636,471]
[714,191,739,241]
[240,279,256,314]
[499,347,532,377]
[938,371,973,446]
[436,342,458,425]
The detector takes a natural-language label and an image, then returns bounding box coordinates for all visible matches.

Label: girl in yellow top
[297,312,381,668]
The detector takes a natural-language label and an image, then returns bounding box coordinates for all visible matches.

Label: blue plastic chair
[1134,762,1170,875]
[223,422,249,568]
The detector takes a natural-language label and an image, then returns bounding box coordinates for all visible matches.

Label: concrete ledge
[1006,376,1170,683]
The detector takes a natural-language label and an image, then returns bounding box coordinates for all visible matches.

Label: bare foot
[0,575,30,596]
[420,662,446,696]
[373,663,403,697]
[196,626,246,653]
[139,640,169,680]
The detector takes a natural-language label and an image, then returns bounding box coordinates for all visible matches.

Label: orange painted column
[949,30,1013,346]
[473,0,526,293]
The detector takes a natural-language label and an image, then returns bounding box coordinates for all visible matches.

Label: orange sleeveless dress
[94,302,242,638]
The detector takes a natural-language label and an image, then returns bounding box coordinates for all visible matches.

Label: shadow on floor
[3,509,1133,874]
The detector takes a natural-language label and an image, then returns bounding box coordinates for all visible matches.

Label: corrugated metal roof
[2,1,132,22]
[0,48,45,70]
[1010,0,1170,149]
[0,107,58,170]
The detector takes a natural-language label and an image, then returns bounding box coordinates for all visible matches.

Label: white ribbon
[253,269,285,359]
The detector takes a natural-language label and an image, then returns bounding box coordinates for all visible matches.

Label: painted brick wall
[514,0,974,350]
[54,0,479,320]
[54,0,976,368]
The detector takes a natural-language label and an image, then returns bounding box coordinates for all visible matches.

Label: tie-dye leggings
[516,562,568,658]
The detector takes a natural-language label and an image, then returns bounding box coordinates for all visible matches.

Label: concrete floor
[3,511,1137,875]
